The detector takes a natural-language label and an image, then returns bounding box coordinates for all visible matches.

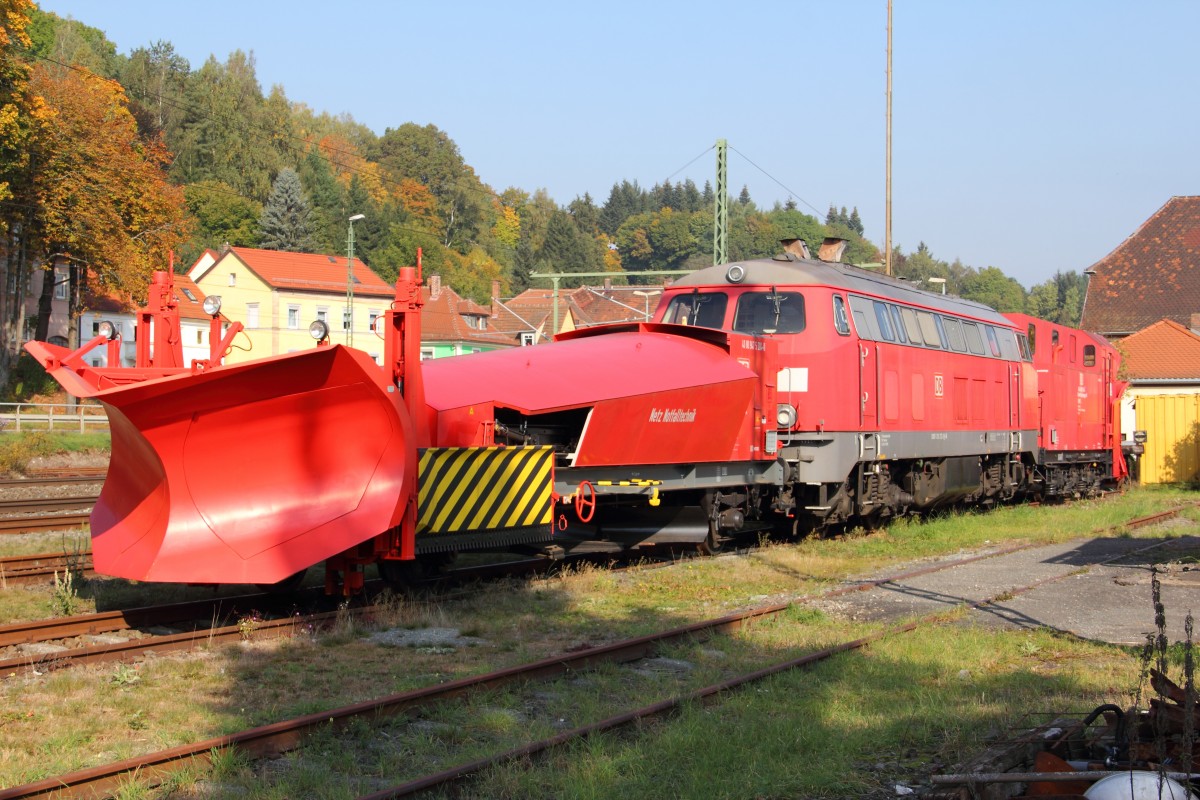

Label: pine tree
[848,206,864,235]
[738,185,751,206]
[259,168,311,251]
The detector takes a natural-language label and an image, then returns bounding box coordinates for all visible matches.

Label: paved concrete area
[814,533,1200,645]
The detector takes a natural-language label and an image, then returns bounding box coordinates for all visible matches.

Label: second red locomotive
[24,248,1126,590]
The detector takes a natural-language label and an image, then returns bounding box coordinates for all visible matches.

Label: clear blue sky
[36,0,1200,289]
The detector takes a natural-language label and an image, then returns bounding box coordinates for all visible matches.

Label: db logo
[933,374,944,397]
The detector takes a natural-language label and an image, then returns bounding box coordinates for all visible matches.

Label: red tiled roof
[497,284,664,335]
[1081,196,1200,336]
[84,273,215,323]
[422,281,516,347]
[1117,319,1200,380]
[172,275,212,322]
[225,246,394,298]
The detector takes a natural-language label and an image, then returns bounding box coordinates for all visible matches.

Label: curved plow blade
[87,346,414,584]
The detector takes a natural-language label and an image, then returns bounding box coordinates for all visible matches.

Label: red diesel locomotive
[24,250,1127,591]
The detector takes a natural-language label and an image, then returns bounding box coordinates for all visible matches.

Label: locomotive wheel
[696,519,723,555]
[256,568,308,594]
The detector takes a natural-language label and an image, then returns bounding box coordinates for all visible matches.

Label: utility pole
[885,0,893,276]
[713,139,728,266]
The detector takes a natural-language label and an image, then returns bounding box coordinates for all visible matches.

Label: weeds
[110,663,141,688]
[237,611,262,641]
[50,569,78,616]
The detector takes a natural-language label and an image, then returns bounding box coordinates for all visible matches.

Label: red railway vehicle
[23,250,1127,592]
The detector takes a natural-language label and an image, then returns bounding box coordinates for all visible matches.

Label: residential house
[489,280,668,344]
[419,275,519,359]
[1080,196,1200,339]
[188,246,395,365]
[1114,319,1200,483]
[29,264,214,368]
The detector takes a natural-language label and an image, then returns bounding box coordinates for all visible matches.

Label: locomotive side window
[1018,333,1032,361]
[984,326,1001,357]
[732,291,805,335]
[833,295,851,335]
[662,291,728,329]
[963,322,986,355]
[916,311,942,349]
[933,315,951,349]
[873,301,895,341]
[900,307,924,345]
[888,305,908,343]
[996,328,1020,360]
[1027,323,1037,355]
[1052,329,1060,346]
[1069,333,1077,362]
[1084,344,1096,367]
[942,317,967,352]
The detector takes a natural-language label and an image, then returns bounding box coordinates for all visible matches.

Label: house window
[343,309,352,330]
[196,330,203,345]
[246,303,259,328]
[369,310,380,331]
[420,348,435,361]
[53,267,67,300]
[520,331,536,346]
[228,272,236,287]
[316,307,328,323]
[287,305,300,329]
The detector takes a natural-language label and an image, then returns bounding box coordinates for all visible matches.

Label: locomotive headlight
[308,319,330,341]
[202,295,222,316]
[725,264,746,284]
[96,320,119,341]
[776,403,797,429]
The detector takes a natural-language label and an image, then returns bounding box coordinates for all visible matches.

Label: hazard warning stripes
[416,446,554,536]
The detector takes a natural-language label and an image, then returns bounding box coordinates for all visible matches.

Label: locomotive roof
[672,255,1012,327]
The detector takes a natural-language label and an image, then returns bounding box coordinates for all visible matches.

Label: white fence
[0,403,110,433]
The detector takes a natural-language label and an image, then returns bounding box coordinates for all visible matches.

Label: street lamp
[632,289,662,320]
[927,277,946,295]
[346,213,365,346]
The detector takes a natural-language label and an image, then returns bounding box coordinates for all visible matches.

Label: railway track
[0,512,91,535]
[1,504,1187,800]
[0,551,92,587]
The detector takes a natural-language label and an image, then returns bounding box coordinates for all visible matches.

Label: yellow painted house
[188,246,396,364]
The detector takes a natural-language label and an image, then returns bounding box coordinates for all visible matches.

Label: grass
[0,486,1197,798]
[0,430,109,475]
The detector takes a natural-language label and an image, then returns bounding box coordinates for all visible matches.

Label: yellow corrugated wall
[1136,393,1200,483]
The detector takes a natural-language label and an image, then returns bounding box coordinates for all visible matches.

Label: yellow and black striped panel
[417,446,554,536]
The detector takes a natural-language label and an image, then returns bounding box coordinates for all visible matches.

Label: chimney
[1191,313,1200,335]
[780,238,810,259]
[603,277,612,291]
[491,280,501,317]
[818,237,849,263]
[430,275,442,300]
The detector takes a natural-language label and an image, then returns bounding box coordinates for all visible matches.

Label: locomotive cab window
[1027,323,1037,355]
[661,291,728,329]
[733,290,805,335]
[1084,344,1096,367]
[832,295,850,335]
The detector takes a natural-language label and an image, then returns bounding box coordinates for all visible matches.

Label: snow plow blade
[56,346,413,584]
